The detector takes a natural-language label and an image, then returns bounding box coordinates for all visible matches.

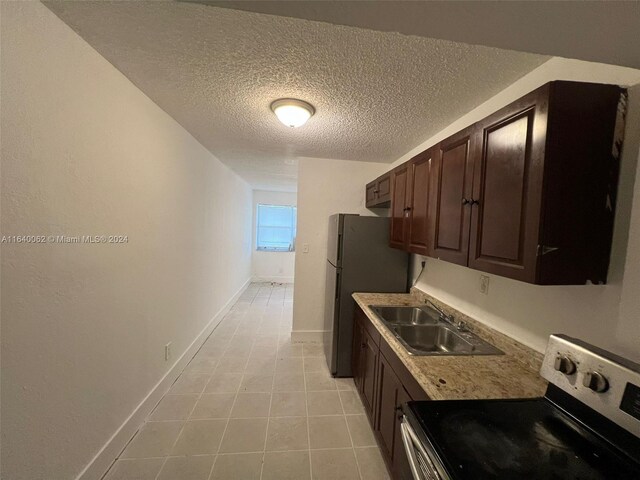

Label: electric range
[401,334,640,480]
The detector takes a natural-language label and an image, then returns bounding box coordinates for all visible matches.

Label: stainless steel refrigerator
[324,214,409,377]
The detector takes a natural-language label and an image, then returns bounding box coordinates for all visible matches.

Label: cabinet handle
[373,190,379,194]
[395,406,403,419]
[462,198,469,205]
[470,199,480,206]
[361,343,366,349]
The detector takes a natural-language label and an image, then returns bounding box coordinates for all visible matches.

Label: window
[256,204,297,252]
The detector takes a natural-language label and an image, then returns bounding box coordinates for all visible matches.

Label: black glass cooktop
[406,397,640,480]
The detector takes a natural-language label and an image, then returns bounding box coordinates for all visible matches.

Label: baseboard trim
[252,275,294,284]
[76,277,252,480]
[290,330,327,344]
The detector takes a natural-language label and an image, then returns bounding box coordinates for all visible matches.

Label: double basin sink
[370,305,503,356]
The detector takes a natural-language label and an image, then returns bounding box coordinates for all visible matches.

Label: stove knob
[583,371,609,393]
[553,355,576,375]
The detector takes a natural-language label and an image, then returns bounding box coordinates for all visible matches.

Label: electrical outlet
[302,244,309,253]
[164,342,172,361]
[480,275,490,295]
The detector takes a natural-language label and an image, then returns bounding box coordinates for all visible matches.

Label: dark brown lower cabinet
[361,332,379,415]
[352,305,429,479]
[377,353,401,459]
[377,353,413,479]
[352,314,363,392]
[353,306,380,420]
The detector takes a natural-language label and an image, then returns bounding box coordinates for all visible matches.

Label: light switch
[302,244,309,253]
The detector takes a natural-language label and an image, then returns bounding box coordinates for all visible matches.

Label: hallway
[104,282,389,480]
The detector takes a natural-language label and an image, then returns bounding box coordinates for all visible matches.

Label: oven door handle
[401,415,445,480]
[400,416,423,480]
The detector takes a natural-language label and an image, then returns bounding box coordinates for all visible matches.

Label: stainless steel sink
[391,324,474,354]
[370,305,503,356]
[371,306,439,326]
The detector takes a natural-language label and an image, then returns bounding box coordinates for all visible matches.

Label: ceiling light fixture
[270,98,315,128]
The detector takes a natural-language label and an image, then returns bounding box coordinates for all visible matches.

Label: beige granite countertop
[352,291,548,401]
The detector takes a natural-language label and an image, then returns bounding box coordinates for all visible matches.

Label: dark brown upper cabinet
[436,81,625,284]
[431,126,477,266]
[389,150,433,255]
[376,80,625,285]
[365,172,392,208]
[389,163,410,248]
[466,86,548,282]
[406,150,433,256]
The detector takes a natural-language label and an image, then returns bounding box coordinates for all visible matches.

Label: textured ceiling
[45,1,548,191]
[205,1,640,70]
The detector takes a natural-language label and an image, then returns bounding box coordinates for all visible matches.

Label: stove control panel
[541,334,640,437]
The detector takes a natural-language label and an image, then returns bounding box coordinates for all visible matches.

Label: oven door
[400,415,450,480]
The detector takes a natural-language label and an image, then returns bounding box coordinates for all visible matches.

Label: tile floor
[104,282,390,480]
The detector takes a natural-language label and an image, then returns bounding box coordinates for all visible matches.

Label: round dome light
[270,98,315,128]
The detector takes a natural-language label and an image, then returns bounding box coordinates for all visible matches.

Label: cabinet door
[376,173,392,204]
[407,150,433,255]
[366,173,392,208]
[365,181,378,208]
[390,164,409,249]
[377,354,414,479]
[430,126,476,265]
[376,353,402,461]
[352,317,363,392]
[361,330,379,419]
[468,88,548,282]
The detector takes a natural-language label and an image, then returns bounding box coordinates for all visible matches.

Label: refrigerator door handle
[335,270,341,301]
[337,234,343,263]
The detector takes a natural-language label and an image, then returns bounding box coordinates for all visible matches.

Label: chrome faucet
[426,300,467,331]
[426,300,453,322]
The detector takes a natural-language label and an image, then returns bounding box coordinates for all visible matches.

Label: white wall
[392,58,640,361]
[292,157,388,342]
[252,190,297,283]
[617,142,640,360]
[1,3,253,480]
